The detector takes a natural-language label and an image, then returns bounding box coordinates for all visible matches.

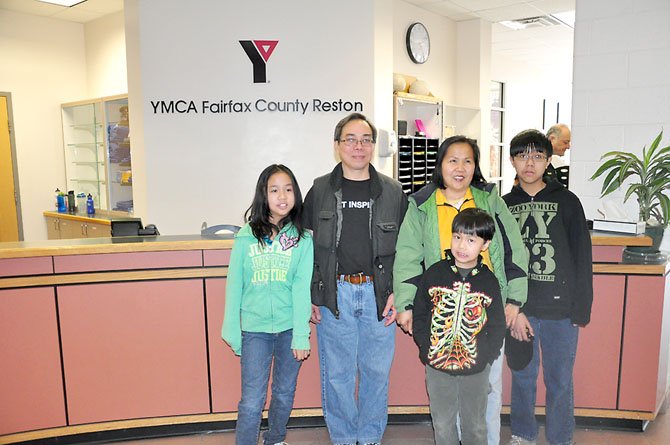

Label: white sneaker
[508,435,537,445]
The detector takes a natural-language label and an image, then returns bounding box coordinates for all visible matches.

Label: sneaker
[270,442,288,445]
[508,435,536,445]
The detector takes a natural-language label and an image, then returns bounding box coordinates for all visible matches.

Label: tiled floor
[117,411,670,445]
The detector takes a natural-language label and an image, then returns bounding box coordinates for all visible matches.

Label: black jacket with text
[503,179,593,325]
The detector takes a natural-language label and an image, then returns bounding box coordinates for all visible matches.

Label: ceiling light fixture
[499,15,568,30]
[36,0,87,7]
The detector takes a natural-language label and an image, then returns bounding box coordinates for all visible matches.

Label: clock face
[406,22,430,64]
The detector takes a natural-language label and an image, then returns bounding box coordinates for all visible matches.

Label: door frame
[1,92,24,241]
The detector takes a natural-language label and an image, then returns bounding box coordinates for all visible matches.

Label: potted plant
[590,130,670,262]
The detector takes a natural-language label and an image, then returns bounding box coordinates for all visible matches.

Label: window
[489,81,505,192]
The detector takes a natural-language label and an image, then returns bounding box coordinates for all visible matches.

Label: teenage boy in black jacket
[413,208,506,445]
[503,129,593,445]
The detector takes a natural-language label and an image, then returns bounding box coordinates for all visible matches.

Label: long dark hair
[431,135,487,188]
[244,164,305,242]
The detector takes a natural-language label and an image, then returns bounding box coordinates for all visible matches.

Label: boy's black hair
[452,208,495,242]
[244,164,305,243]
[509,129,553,157]
[431,135,488,188]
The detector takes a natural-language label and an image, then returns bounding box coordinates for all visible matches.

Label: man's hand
[397,310,413,335]
[310,304,322,324]
[383,293,397,327]
[504,303,520,328]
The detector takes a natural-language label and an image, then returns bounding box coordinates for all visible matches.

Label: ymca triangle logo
[253,40,278,62]
[240,39,279,83]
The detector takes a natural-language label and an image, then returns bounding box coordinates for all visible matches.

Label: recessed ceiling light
[36,0,87,7]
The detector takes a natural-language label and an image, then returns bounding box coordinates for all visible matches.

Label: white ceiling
[0,0,574,66]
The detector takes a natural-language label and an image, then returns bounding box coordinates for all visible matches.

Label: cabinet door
[0,287,67,435]
[58,280,210,424]
[46,217,61,240]
[85,222,111,238]
[58,219,85,239]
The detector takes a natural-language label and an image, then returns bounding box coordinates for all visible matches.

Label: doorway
[0,93,22,242]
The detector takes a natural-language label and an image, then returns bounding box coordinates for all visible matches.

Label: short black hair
[510,129,553,157]
[333,113,377,142]
[452,208,495,242]
[431,135,487,187]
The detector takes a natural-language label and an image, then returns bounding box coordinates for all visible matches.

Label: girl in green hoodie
[222,164,313,445]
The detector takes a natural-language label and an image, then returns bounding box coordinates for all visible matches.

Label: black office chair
[556,166,570,187]
[200,222,241,236]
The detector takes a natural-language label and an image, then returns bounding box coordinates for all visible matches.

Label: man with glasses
[503,129,592,445]
[303,113,408,445]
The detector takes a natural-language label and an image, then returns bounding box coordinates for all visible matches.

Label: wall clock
[406,22,430,64]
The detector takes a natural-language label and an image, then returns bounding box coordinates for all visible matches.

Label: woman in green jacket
[393,136,528,445]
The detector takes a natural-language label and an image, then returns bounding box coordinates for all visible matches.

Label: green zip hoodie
[393,183,528,312]
[221,223,313,355]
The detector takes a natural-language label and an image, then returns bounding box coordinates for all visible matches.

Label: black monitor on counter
[111,219,143,237]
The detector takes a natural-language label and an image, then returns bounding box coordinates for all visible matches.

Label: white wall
[126,0,380,234]
[571,0,670,251]
[85,11,127,98]
[0,10,87,240]
[393,0,457,101]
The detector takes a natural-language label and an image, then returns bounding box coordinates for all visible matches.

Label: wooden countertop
[43,209,139,226]
[0,235,234,259]
[590,231,652,246]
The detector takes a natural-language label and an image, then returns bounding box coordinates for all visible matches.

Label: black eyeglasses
[339,137,374,148]
[514,153,548,163]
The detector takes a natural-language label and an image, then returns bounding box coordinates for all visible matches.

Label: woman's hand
[511,312,534,342]
[504,303,520,328]
[293,349,310,361]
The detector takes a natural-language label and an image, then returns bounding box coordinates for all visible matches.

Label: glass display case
[104,97,133,212]
[61,100,107,210]
[61,95,132,212]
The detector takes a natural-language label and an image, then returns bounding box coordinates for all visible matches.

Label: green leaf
[645,131,664,165]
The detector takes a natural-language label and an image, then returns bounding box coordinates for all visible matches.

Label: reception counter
[0,232,668,443]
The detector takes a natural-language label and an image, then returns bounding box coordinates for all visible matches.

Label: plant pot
[623,224,667,264]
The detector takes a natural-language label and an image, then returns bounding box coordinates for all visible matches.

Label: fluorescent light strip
[36,0,87,7]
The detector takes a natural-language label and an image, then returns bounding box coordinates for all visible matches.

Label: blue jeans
[316,280,395,444]
[236,330,302,445]
[510,317,578,445]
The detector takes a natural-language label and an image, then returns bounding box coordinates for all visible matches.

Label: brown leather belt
[338,273,373,285]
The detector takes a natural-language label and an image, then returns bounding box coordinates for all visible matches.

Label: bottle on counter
[67,190,76,213]
[56,188,66,213]
[86,194,95,215]
[76,193,86,212]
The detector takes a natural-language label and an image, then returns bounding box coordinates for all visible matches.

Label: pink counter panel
[58,280,210,424]
[0,287,66,435]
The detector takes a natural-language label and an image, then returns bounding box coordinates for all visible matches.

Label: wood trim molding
[594,263,668,275]
[0,239,233,259]
[0,267,228,289]
[1,405,658,444]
